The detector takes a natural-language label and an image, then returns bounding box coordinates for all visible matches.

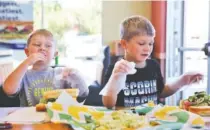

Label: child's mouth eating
[141,54,149,57]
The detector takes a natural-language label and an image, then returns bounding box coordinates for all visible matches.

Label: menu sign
[0,1,33,43]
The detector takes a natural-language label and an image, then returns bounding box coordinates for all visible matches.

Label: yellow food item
[154,106,179,120]
[179,100,184,109]
[192,116,205,126]
[95,126,108,130]
[96,110,145,130]
[67,106,105,120]
[147,101,155,107]
[43,88,79,99]
[51,103,63,111]
[123,128,135,130]
[36,103,46,112]
[68,106,89,120]
[89,111,104,120]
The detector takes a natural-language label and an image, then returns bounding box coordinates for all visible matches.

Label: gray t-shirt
[18,67,89,106]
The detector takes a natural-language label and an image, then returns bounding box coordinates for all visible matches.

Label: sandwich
[36,88,79,111]
[180,91,210,116]
[5,26,18,33]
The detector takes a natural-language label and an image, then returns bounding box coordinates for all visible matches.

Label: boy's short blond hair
[27,29,55,46]
[120,15,155,41]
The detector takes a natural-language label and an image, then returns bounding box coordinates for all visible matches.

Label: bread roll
[189,106,210,116]
[43,88,79,99]
[36,103,46,112]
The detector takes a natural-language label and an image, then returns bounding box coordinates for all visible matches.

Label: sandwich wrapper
[46,91,111,130]
[137,104,205,130]
[46,91,148,130]
[46,91,84,122]
[46,92,205,130]
[46,92,147,130]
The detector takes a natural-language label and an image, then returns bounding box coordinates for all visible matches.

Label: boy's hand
[181,72,203,86]
[62,68,74,79]
[25,52,46,66]
[112,59,136,76]
[60,67,88,97]
[100,59,136,96]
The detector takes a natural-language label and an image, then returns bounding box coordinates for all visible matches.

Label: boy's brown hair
[120,15,156,41]
[26,29,55,46]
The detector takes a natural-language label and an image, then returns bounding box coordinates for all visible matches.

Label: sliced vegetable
[185,91,210,107]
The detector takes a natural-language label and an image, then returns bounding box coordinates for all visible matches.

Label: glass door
[166,0,210,105]
[180,0,209,99]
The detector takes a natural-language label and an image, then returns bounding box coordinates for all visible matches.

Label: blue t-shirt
[18,67,89,106]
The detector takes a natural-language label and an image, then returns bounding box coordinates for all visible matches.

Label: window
[34,0,102,85]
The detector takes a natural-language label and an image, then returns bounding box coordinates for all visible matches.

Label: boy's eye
[137,42,154,46]
[138,42,145,45]
[46,44,52,48]
[33,43,41,47]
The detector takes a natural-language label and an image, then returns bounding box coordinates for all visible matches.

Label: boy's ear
[120,39,127,49]
[24,48,29,57]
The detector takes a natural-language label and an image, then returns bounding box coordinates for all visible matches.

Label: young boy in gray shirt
[3,29,89,106]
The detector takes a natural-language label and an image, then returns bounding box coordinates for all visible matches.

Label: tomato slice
[183,100,191,110]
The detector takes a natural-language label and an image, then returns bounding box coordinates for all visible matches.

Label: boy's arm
[101,65,118,108]
[160,72,203,98]
[3,52,46,95]
[159,84,183,98]
[102,60,132,109]
[102,74,123,108]
[160,75,186,98]
[3,60,30,95]
[102,65,128,108]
